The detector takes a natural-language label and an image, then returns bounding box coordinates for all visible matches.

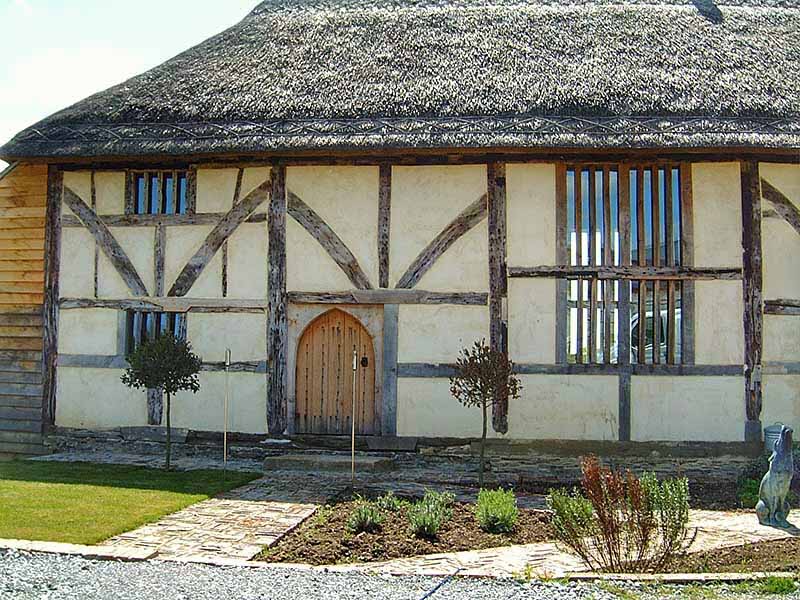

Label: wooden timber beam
[488,162,509,433]
[761,178,800,237]
[396,193,488,289]
[267,164,288,435]
[168,177,271,297]
[764,299,800,316]
[378,164,391,288]
[508,265,742,280]
[62,186,149,297]
[288,290,488,305]
[60,297,267,313]
[741,161,764,443]
[60,213,268,227]
[42,166,62,427]
[287,190,373,290]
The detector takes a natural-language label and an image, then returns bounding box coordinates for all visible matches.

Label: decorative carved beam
[761,177,800,236]
[287,191,373,290]
[168,177,271,297]
[396,193,488,289]
[288,290,488,305]
[62,186,148,296]
[509,265,743,280]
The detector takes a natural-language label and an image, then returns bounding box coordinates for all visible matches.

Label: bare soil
[258,499,554,565]
[666,537,800,573]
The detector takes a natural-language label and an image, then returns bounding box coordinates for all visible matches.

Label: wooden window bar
[562,163,687,366]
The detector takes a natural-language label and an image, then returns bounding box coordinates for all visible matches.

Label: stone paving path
[25,451,800,577]
[103,475,336,562]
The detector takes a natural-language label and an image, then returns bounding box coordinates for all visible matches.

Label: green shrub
[375,491,406,512]
[547,455,694,573]
[476,488,519,533]
[407,490,454,538]
[347,497,384,534]
[738,478,761,509]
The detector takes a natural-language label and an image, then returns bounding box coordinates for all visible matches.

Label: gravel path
[2,550,798,600]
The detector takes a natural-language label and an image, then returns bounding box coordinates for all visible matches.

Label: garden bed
[258,495,554,565]
[666,538,800,574]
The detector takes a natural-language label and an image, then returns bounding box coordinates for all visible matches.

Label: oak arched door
[295,309,377,435]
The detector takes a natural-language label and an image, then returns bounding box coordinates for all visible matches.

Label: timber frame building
[0,0,798,454]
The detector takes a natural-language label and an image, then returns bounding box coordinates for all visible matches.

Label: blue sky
[0,0,259,168]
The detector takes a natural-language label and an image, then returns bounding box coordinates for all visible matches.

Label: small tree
[121,334,202,470]
[449,339,521,487]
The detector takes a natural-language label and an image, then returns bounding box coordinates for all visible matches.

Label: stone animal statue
[756,425,794,528]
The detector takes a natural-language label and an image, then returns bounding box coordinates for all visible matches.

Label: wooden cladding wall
[0,164,47,455]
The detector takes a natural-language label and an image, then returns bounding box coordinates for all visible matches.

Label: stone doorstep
[263,453,396,473]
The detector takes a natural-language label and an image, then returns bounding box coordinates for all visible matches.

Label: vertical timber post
[741,161,763,443]
[267,164,288,435]
[488,162,508,433]
[42,166,63,428]
[378,164,391,289]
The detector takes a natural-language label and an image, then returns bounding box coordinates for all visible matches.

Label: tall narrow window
[129,170,190,215]
[125,311,186,354]
[563,164,687,365]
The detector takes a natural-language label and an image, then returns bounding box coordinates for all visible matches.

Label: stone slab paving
[103,475,339,562]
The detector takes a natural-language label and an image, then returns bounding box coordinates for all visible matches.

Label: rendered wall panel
[58,309,118,356]
[397,305,488,363]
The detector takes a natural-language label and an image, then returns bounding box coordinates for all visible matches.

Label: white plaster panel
[61,171,91,217]
[692,163,742,268]
[286,217,353,291]
[58,309,119,355]
[196,168,237,213]
[228,223,268,299]
[94,172,125,214]
[762,218,800,300]
[241,167,272,214]
[165,226,222,298]
[416,222,488,292]
[631,376,745,441]
[398,305,488,363]
[760,164,800,300]
[510,375,619,440]
[764,315,800,363]
[287,166,380,288]
[59,228,95,298]
[187,312,267,363]
[695,280,743,365]
[390,165,487,288]
[506,163,557,265]
[98,227,155,297]
[762,375,800,435]
[397,378,483,437]
[172,372,267,434]
[508,279,556,364]
[56,368,147,429]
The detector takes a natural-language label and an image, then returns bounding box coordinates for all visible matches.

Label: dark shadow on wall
[693,0,724,24]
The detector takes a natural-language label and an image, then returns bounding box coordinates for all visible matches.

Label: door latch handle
[361,356,369,368]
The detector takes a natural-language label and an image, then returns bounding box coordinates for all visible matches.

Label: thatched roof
[2,0,799,159]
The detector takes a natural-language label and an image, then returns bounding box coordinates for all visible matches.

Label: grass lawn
[0,461,260,545]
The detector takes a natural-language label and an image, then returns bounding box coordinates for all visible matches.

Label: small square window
[130,171,190,215]
[125,311,185,354]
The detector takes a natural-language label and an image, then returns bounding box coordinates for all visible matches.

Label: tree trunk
[165,392,171,471]
[479,400,487,488]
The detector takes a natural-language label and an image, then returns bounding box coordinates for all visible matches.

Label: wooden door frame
[286,303,384,435]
